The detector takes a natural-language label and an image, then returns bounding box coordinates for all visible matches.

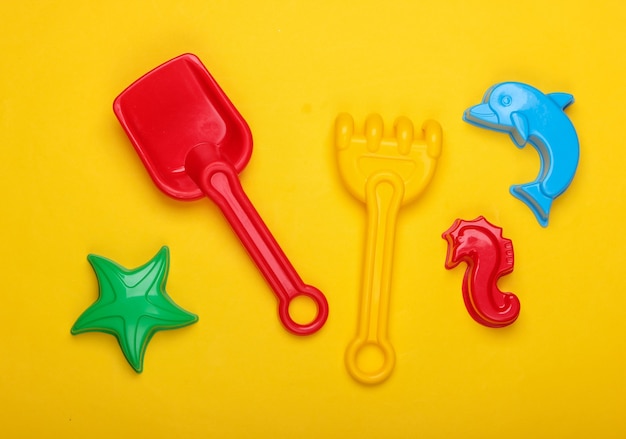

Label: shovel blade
[114,53,252,200]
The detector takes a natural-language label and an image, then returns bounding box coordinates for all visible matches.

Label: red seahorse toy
[442,216,520,327]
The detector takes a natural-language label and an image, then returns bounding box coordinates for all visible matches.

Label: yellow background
[1,1,625,437]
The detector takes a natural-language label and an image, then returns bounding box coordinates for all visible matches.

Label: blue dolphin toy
[463,82,579,227]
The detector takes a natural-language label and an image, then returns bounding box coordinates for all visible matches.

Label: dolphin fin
[510,182,553,227]
[510,112,529,148]
[548,92,574,110]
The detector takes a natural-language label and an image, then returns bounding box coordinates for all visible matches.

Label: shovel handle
[185,145,328,336]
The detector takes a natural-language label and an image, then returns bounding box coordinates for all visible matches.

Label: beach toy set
[71,53,579,384]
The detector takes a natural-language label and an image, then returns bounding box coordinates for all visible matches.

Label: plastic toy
[71,247,198,372]
[442,216,520,327]
[335,113,442,384]
[113,53,328,336]
[463,82,579,227]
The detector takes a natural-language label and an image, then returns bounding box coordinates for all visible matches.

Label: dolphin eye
[500,95,512,106]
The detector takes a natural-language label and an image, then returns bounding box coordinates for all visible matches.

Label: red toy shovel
[113,53,328,335]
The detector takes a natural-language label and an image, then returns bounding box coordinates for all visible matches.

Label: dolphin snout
[464,103,499,126]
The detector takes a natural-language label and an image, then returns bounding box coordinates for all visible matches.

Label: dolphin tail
[510,183,553,227]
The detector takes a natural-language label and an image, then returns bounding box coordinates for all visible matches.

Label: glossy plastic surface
[114,54,328,336]
[114,53,251,200]
[5,3,626,437]
[463,82,579,227]
[336,113,442,384]
[442,217,520,327]
[71,247,198,373]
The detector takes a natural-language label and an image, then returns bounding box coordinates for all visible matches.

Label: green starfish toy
[71,246,198,373]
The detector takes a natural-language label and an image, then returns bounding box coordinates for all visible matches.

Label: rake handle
[345,171,404,384]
